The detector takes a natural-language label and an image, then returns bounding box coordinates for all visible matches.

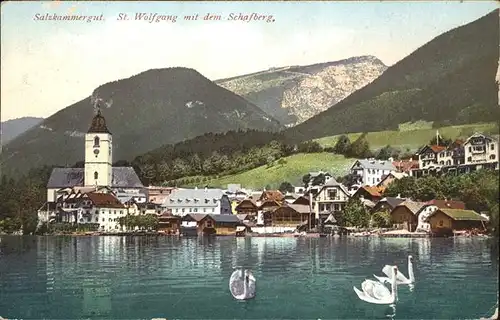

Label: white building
[162,187,232,216]
[39,188,126,232]
[463,133,498,166]
[349,159,397,186]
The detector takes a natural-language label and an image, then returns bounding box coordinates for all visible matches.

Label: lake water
[0,236,498,319]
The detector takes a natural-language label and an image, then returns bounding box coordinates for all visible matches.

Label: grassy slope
[183,153,355,189]
[314,122,498,151]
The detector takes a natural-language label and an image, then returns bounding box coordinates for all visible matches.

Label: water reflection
[0,236,497,319]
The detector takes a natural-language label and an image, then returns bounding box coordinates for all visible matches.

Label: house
[158,213,181,234]
[415,199,467,232]
[389,200,426,232]
[352,186,384,202]
[293,186,306,195]
[45,108,143,204]
[38,188,127,232]
[312,178,350,221]
[258,190,285,205]
[377,172,408,188]
[417,145,447,169]
[115,190,147,204]
[265,204,312,228]
[180,213,207,236]
[463,133,499,167]
[349,159,397,186]
[162,187,232,216]
[427,208,488,233]
[197,214,242,235]
[137,202,163,215]
[283,192,299,204]
[371,196,406,213]
[234,199,259,217]
[145,186,177,205]
[224,184,250,201]
[292,196,310,206]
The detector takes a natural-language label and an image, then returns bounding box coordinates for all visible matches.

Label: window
[467,156,472,162]
[203,208,206,212]
[94,171,98,180]
[194,208,198,212]
[439,220,443,227]
[328,190,337,200]
[206,220,213,228]
[469,147,472,152]
[490,154,496,160]
[94,136,100,147]
[491,144,495,150]
[181,208,185,213]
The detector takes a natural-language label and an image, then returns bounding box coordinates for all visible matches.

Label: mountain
[1,117,44,145]
[216,56,387,126]
[284,9,500,142]
[0,68,282,176]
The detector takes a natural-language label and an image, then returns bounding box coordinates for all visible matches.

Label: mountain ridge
[1,67,282,176]
[284,9,500,142]
[1,117,44,145]
[216,55,388,125]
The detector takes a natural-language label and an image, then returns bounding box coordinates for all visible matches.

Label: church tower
[84,107,113,187]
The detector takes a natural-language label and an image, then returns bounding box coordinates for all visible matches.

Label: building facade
[162,188,232,216]
[349,159,397,186]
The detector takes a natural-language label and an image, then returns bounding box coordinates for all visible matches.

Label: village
[32,106,499,238]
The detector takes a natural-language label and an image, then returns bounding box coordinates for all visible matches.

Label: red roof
[426,199,466,210]
[86,192,125,208]
[359,186,383,197]
[430,145,447,153]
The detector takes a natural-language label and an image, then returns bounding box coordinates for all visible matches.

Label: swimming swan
[360,279,392,300]
[374,255,415,285]
[229,269,256,300]
[354,266,398,305]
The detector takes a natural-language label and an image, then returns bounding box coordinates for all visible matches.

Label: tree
[311,174,326,186]
[333,135,351,155]
[346,134,372,158]
[342,198,370,228]
[338,173,362,188]
[376,145,401,160]
[278,181,294,194]
[302,174,311,187]
[372,211,392,228]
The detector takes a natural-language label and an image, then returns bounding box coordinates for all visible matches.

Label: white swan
[374,255,415,285]
[354,266,398,305]
[229,269,256,300]
[360,279,392,300]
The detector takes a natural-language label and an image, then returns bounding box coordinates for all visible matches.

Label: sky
[1,1,498,121]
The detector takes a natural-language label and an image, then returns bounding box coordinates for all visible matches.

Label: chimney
[204,186,208,192]
[195,186,198,190]
[397,193,401,198]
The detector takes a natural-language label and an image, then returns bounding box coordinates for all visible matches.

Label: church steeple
[84,100,113,188]
[88,107,111,134]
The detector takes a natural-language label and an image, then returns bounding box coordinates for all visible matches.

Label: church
[45,108,144,202]
[38,107,145,229]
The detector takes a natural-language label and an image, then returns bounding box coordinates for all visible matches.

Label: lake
[0,235,498,319]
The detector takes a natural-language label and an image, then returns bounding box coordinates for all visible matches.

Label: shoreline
[0,232,493,239]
